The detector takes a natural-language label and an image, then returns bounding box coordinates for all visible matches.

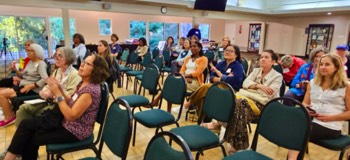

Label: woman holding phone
[288,54,350,160]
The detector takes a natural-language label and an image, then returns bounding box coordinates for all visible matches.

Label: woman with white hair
[0,43,48,128]
[278,54,305,86]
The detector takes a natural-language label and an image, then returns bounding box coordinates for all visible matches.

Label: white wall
[266,15,350,56]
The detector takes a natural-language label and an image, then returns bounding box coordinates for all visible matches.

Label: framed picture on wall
[99,19,111,35]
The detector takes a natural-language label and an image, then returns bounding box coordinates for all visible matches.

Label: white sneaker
[172,106,188,114]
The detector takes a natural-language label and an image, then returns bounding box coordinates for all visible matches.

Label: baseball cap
[336,44,348,50]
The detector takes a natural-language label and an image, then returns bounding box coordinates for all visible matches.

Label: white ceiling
[130,0,350,15]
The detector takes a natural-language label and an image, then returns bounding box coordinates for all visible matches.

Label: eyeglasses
[224,49,235,53]
[27,49,35,52]
[81,60,94,67]
[54,54,64,60]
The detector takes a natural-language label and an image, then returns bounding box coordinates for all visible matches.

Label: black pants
[7,107,79,160]
[310,122,341,141]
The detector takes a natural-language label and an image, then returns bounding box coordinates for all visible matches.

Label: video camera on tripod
[2,37,9,46]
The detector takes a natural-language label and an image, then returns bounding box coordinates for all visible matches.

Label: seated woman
[288,54,350,160]
[109,33,122,59]
[135,37,149,60]
[0,40,35,88]
[214,37,231,64]
[98,40,115,91]
[202,49,282,153]
[151,41,208,112]
[0,44,48,128]
[170,38,192,74]
[335,44,350,78]
[278,54,306,86]
[183,44,245,114]
[3,54,109,160]
[284,48,328,106]
[174,37,185,53]
[15,47,81,127]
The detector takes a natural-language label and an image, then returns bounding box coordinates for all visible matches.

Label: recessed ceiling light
[327,12,332,15]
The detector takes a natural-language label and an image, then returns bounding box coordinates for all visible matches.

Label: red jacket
[282,56,306,83]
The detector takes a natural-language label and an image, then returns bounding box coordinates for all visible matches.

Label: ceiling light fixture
[327,12,332,15]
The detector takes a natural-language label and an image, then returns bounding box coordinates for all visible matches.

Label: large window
[164,23,179,44]
[149,22,164,51]
[199,24,210,40]
[180,23,192,38]
[0,15,47,60]
[49,17,76,52]
[130,21,146,39]
[148,22,179,51]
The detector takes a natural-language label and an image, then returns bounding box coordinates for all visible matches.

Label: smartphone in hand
[306,107,316,114]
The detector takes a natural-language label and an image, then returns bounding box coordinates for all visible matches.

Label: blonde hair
[99,40,113,63]
[314,54,348,90]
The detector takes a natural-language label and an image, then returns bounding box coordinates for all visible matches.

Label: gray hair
[280,55,293,66]
[30,44,44,60]
[57,47,76,65]
[309,47,329,62]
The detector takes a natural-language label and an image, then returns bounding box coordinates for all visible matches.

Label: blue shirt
[109,43,122,54]
[210,60,244,91]
[187,28,201,40]
[289,62,315,96]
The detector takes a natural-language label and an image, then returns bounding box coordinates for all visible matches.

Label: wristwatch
[56,96,64,102]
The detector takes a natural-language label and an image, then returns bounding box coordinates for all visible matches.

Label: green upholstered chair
[152,47,160,60]
[130,54,153,93]
[80,98,133,160]
[205,50,215,63]
[223,97,311,160]
[118,64,160,115]
[132,73,186,146]
[125,51,141,90]
[46,82,109,160]
[144,131,194,160]
[170,82,236,160]
[310,122,350,160]
[241,57,249,75]
[119,48,129,64]
[273,63,283,75]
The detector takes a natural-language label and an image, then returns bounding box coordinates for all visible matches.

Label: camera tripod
[0,38,14,76]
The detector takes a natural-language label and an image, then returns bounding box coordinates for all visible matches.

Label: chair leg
[247,123,252,133]
[126,76,129,90]
[132,120,137,146]
[220,144,227,157]
[195,151,201,160]
[339,148,346,160]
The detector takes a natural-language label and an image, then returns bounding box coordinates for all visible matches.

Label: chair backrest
[163,50,171,62]
[121,49,129,62]
[280,80,286,97]
[205,50,215,62]
[273,63,283,75]
[141,64,160,91]
[152,47,160,59]
[241,57,249,75]
[141,53,153,68]
[201,82,235,123]
[96,82,109,124]
[252,97,311,160]
[129,51,139,65]
[144,131,193,160]
[161,73,186,105]
[99,98,133,160]
[93,82,110,146]
[154,55,164,71]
